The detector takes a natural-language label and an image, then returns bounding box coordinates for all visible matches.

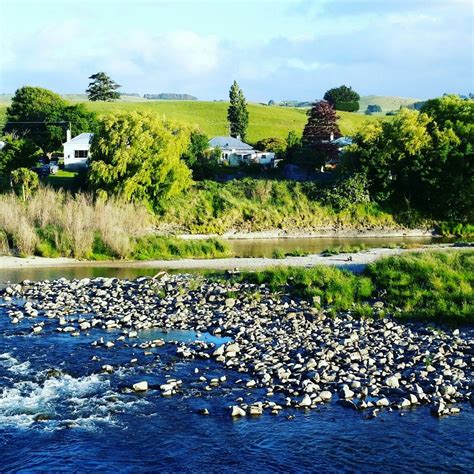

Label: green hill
[0,99,389,142]
[358,95,419,114]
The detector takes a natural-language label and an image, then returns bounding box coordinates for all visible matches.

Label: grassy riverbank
[218,251,474,323]
[160,179,403,234]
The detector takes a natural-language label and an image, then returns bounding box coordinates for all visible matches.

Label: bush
[334,101,359,112]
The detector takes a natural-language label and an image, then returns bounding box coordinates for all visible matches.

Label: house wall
[63,143,90,169]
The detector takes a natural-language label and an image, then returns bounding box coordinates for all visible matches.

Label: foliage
[254,137,286,155]
[0,134,42,175]
[10,168,39,201]
[302,101,341,167]
[365,104,382,115]
[436,222,474,237]
[317,173,370,212]
[161,178,398,234]
[88,111,192,208]
[334,101,359,112]
[3,86,98,155]
[227,81,249,140]
[366,251,474,323]
[346,100,473,221]
[182,131,221,180]
[86,72,121,102]
[324,85,360,111]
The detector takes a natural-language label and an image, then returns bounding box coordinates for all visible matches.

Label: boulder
[132,381,148,392]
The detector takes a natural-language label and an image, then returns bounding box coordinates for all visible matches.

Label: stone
[339,386,354,399]
[376,397,390,407]
[299,394,312,408]
[319,391,332,402]
[231,406,246,417]
[132,381,148,392]
[385,375,400,388]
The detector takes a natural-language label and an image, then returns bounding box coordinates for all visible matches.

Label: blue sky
[1,0,472,101]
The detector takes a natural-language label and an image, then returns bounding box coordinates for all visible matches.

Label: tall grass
[0,187,152,258]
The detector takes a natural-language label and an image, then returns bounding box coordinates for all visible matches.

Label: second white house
[208,136,275,167]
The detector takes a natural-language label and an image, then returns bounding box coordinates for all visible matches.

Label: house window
[261,154,267,159]
[224,153,228,159]
[74,150,88,158]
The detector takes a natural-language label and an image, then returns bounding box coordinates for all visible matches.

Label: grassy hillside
[0,100,389,142]
[359,95,419,114]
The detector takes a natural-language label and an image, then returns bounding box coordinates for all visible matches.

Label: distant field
[358,95,419,114]
[0,100,390,141]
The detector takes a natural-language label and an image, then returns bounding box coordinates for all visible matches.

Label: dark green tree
[86,72,121,102]
[302,101,341,167]
[4,86,97,156]
[324,85,360,112]
[227,81,249,140]
[0,135,42,176]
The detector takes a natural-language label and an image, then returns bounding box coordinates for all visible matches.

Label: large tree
[0,135,41,176]
[346,105,473,221]
[86,72,121,102]
[4,86,97,156]
[88,111,192,207]
[227,81,249,140]
[302,101,341,167]
[324,85,360,112]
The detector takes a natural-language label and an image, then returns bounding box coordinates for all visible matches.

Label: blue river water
[0,284,473,472]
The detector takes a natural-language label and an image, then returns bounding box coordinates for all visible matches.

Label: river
[1,237,473,472]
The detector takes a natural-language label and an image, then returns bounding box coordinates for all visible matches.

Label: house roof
[331,136,353,146]
[209,136,253,150]
[63,133,93,146]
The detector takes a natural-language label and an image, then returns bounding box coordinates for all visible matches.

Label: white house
[63,131,93,169]
[209,136,275,167]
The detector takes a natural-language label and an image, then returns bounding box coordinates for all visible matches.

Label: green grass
[358,95,419,114]
[131,235,230,260]
[322,244,367,255]
[219,251,474,324]
[41,170,85,192]
[0,100,390,141]
[366,251,474,323]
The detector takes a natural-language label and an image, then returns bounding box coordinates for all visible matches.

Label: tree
[227,81,249,140]
[88,111,192,208]
[86,72,121,102]
[4,86,97,156]
[255,137,286,155]
[365,104,382,115]
[324,85,360,112]
[0,135,41,176]
[346,107,472,220]
[302,101,341,167]
[11,167,39,201]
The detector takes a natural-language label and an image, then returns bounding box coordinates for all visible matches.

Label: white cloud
[286,59,333,71]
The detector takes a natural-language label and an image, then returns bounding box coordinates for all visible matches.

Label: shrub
[334,101,359,112]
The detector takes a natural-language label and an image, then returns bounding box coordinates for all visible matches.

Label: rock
[376,397,390,407]
[199,408,209,415]
[32,326,43,334]
[246,380,256,388]
[339,386,354,399]
[101,365,114,372]
[249,405,263,416]
[440,385,456,397]
[132,381,148,392]
[319,391,332,402]
[225,298,236,308]
[430,401,446,417]
[299,394,312,408]
[231,406,246,417]
[385,375,400,388]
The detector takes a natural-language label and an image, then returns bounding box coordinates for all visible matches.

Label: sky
[1,0,473,101]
